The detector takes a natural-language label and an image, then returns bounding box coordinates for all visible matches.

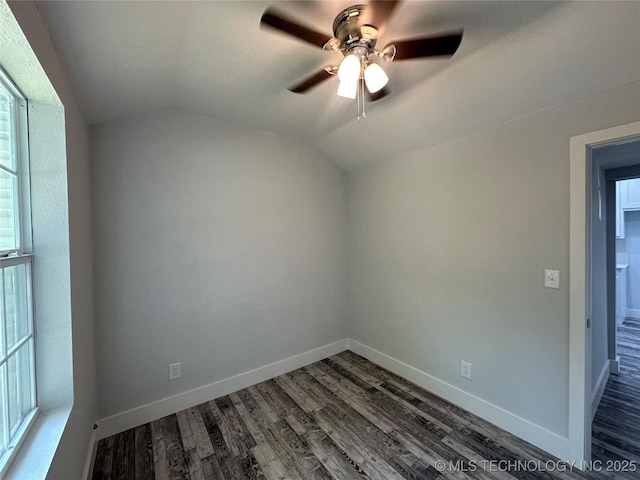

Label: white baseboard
[610,356,620,375]
[95,339,349,440]
[95,337,573,464]
[348,340,570,462]
[625,308,640,320]
[591,360,610,420]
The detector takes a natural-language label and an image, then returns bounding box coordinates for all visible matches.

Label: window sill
[4,405,71,480]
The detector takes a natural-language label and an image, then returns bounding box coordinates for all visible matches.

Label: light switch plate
[169,362,181,380]
[544,269,560,289]
[460,360,472,380]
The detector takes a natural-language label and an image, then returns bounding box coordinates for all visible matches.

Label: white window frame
[0,66,37,478]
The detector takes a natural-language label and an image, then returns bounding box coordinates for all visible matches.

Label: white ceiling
[39,1,640,171]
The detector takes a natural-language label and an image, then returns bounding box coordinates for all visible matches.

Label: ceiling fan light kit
[337,52,362,84]
[363,61,389,94]
[261,1,463,120]
[337,77,358,99]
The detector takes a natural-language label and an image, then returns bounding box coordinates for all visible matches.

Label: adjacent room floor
[591,317,640,474]
[92,349,638,479]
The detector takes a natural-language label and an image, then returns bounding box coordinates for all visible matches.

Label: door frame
[568,121,640,464]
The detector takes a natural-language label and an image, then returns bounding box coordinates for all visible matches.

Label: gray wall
[90,109,349,417]
[347,81,640,438]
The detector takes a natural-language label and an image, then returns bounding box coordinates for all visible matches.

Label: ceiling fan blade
[288,69,334,93]
[385,31,463,61]
[367,1,402,30]
[367,86,390,102]
[261,8,333,49]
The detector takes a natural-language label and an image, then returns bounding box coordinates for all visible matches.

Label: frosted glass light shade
[364,62,388,93]
[338,54,361,82]
[337,79,358,99]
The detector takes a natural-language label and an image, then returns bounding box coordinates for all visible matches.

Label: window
[0,68,36,476]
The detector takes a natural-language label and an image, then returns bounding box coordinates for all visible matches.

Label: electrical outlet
[169,362,181,380]
[460,360,472,380]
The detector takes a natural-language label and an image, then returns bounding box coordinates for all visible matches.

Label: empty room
[1,1,639,479]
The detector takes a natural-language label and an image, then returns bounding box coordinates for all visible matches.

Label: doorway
[589,154,640,464]
[568,122,640,465]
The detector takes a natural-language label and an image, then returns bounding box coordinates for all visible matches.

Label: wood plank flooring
[93,349,639,479]
[591,317,640,479]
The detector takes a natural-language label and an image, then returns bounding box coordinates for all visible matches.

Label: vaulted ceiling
[39,1,640,171]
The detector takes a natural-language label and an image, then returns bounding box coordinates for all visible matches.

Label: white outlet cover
[544,269,560,289]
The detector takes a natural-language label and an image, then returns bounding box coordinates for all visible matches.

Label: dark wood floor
[93,347,639,479]
[591,317,640,479]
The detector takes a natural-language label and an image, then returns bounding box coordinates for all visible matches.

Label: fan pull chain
[356,77,361,122]
[361,77,366,120]
[357,77,366,123]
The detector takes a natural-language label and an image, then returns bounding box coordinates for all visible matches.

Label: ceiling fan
[260,1,463,109]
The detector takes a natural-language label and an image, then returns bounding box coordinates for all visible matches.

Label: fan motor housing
[332,5,378,54]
